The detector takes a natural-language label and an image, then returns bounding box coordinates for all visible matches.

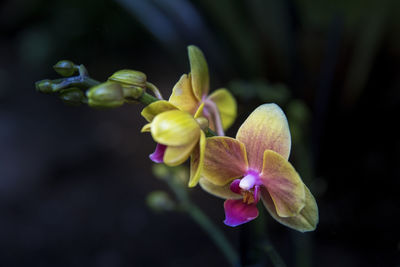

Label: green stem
[52,76,100,91]
[138,91,159,105]
[260,241,287,267]
[164,176,240,267]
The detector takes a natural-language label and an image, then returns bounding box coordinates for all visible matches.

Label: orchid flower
[141,101,207,187]
[199,104,318,232]
[169,45,236,135]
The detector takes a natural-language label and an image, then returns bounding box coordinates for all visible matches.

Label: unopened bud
[53,60,77,77]
[152,164,170,180]
[86,82,124,108]
[59,88,85,106]
[109,69,146,87]
[146,191,176,212]
[108,70,146,100]
[35,79,54,94]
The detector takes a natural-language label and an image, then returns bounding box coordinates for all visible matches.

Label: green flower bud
[152,164,170,180]
[59,88,85,106]
[53,60,77,77]
[35,79,54,94]
[146,191,176,212]
[109,69,146,87]
[108,70,147,100]
[86,82,124,108]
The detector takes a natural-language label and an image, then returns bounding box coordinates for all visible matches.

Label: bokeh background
[1,0,400,266]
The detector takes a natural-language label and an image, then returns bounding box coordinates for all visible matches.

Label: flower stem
[51,76,101,91]
[204,99,224,136]
[164,175,240,267]
[145,81,163,100]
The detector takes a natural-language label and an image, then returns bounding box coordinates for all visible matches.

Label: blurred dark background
[1,0,399,266]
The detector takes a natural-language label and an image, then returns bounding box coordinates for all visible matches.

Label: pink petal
[229,179,241,194]
[223,199,259,227]
[254,185,260,203]
[149,144,167,163]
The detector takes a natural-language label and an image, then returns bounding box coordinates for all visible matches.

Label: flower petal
[163,140,198,166]
[141,100,178,122]
[188,45,209,100]
[188,131,206,187]
[149,144,167,163]
[224,199,259,227]
[194,102,205,119]
[260,185,318,232]
[260,150,305,217]
[151,110,200,146]
[236,103,291,171]
[199,178,242,199]
[208,88,237,130]
[141,122,151,132]
[169,74,199,114]
[202,137,248,186]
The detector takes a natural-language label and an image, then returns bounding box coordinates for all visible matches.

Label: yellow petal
[141,100,178,122]
[208,88,237,130]
[188,131,206,187]
[141,123,151,132]
[163,140,198,166]
[260,150,305,217]
[188,45,209,100]
[199,178,242,200]
[236,103,291,171]
[261,185,318,232]
[169,74,199,115]
[151,110,201,146]
[202,137,248,186]
[194,102,205,119]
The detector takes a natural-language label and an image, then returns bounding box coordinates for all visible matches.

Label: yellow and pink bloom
[200,104,318,232]
[141,101,207,187]
[169,45,236,135]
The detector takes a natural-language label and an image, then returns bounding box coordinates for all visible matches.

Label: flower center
[230,170,261,205]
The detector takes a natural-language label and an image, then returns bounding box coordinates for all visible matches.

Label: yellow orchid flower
[141,100,207,187]
[199,104,318,232]
[169,45,237,135]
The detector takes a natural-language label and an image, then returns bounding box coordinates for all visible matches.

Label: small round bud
[108,70,147,100]
[195,116,209,130]
[152,164,170,180]
[53,60,77,77]
[35,79,54,94]
[86,82,124,108]
[146,191,176,212]
[59,88,85,106]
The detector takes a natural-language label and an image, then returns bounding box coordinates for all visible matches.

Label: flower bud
[35,79,54,94]
[86,82,124,108]
[59,88,85,106]
[108,70,146,100]
[53,60,77,77]
[146,191,176,212]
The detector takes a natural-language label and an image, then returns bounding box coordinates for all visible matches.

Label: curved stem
[164,175,240,267]
[52,76,100,91]
[146,81,164,100]
[204,99,224,136]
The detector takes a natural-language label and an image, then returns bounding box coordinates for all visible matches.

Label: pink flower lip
[149,143,167,163]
